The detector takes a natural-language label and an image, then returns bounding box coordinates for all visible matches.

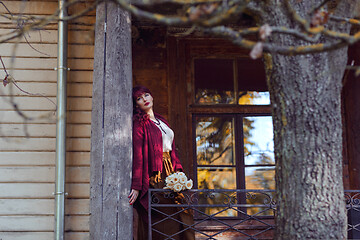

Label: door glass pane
[238,91,270,105]
[243,116,274,166]
[194,59,235,104]
[245,166,275,190]
[237,58,270,105]
[196,116,235,165]
[198,167,236,189]
[197,191,238,218]
[245,166,275,216]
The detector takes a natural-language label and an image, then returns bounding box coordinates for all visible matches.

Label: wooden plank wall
[0,1,95,239]
[132,27,169,119]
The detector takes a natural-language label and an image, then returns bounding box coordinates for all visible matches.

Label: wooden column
[90,1,133,239]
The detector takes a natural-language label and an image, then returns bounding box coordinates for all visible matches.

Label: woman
[128,86,194,240]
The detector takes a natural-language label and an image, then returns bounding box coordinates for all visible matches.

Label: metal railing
[148,189,360,240]
[345,190,360,239]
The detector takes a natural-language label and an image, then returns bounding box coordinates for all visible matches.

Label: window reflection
[245,166,275,216]
[194,59,235,104]
[238,91,270,105]
[196,116,237,217]
[236,57,270,105]
[196,89,235,104]
[196,116,235,166]
[197,191,238,218]
[194,114,275,218]
[246,188,276,216]
[193,58,271,105]
[197,167,236,190]
[243,116,274,166]
[245,166,275,190]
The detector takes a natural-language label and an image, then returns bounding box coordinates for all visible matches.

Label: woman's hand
[128,189,139,205]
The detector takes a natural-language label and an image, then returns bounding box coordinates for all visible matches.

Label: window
[193,58,270,105]
[192,58,274,191]
[194,114,274,189]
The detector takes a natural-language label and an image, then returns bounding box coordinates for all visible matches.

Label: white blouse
[152,118,174,152]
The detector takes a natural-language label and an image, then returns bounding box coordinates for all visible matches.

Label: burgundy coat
[131,113,183,211]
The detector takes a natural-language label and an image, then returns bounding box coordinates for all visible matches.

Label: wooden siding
[0,1,94,239]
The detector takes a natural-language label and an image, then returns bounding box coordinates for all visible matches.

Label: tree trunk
[263,1,354,239]
[267,50,348,240]
[90,1,133,239]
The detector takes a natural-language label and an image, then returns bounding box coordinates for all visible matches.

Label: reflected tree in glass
[243,116,275,216]
[196,116,238,217]
[196,117,235,166]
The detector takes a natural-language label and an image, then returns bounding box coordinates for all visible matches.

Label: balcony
[148,189,360,240]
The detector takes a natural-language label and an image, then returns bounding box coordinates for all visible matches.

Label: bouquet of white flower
[163,172,193,192]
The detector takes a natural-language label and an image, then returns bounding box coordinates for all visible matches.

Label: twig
[205,25,351,55]
[0,55,9,76]
[330,15,360,26]
[0,1,13,16]
[0,56,57,118]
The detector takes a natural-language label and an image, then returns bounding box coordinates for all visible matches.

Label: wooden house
[0,1,359,239]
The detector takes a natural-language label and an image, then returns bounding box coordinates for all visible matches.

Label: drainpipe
[55,0,68,240]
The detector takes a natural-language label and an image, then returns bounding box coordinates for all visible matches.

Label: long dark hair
[132,86,152,124]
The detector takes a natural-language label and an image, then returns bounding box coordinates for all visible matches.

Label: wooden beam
[188,105,271,114]
[90,1,133,239]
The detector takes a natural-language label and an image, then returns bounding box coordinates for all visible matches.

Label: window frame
[192,112,274,191]
[189,54,273,191]
[166,37,275,220]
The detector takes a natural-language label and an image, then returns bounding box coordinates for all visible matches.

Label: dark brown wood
[132,27,168,118]
[171,38,272,182]
[90,2,133,239]
[188,105,271,114]
[167,36,192,175]
[185,38,249,59]
[343,42,360,190]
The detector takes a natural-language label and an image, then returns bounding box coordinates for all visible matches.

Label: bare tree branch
[205,25,354,56]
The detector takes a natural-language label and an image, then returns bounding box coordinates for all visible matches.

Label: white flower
[179,175,187,184]
[164,172,193,192]
[172,174,180,184]
[165,175,174,184]
[185,179,193,190]
[173,183,183,192]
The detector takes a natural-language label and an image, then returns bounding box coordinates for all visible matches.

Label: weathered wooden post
[90,1,133,239]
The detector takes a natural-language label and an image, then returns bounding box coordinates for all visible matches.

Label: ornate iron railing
[346,190,360,239]
[148,189,360,240]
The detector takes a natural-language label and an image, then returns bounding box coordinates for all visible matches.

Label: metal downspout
[55,1,68,240]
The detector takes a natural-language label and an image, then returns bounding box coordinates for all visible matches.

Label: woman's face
[135,92,153,113]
